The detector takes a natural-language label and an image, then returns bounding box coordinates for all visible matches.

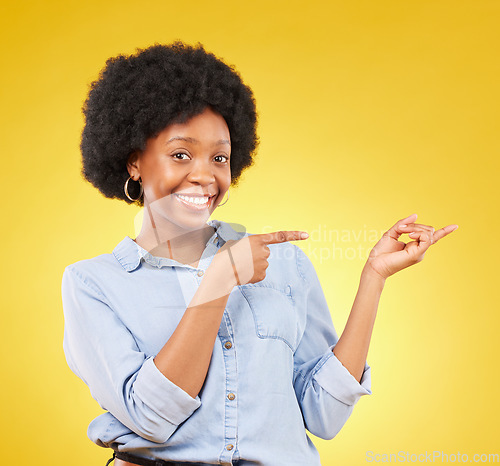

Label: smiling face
[127,106,231,235]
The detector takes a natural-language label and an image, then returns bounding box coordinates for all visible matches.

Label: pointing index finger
[260,230,309,244]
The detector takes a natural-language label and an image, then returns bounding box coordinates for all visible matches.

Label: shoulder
[62,236,135,292]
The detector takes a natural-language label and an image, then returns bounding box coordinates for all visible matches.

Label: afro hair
[80,41,259,206]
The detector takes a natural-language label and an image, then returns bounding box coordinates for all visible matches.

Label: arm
[153,253,235,399]
[332,265,385,382]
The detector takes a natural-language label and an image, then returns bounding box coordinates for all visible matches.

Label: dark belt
[106,451,219,466]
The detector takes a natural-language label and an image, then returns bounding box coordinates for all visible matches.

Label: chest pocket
[239,283,298,352]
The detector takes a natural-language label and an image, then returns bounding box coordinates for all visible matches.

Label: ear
[126,151,141,178]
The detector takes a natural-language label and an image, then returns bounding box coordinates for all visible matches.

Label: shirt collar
[112,219,247,273]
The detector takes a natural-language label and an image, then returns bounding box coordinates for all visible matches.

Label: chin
[148,194,215,233]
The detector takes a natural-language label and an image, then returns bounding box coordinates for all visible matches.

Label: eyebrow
[165,136,231,146]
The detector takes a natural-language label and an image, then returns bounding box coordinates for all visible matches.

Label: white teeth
[176,194,210,205]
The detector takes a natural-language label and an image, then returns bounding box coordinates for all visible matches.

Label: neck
[133,204,216,266]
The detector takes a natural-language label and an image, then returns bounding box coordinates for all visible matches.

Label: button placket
[217,309,238,463]
[198,236,221,271]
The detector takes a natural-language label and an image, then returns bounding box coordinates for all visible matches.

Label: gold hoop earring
[218,190,230,206]
[124,176,143,201]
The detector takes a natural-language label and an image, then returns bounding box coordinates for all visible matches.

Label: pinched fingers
[399,223,436,244]
[399,222,458,245]
[384,214,418,240]
[406,229,433,252]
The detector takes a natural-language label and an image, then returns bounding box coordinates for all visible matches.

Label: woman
[61,41,458,466]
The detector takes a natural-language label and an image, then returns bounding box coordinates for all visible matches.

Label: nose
[187,158,216,185]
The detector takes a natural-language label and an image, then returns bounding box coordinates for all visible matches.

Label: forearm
[154,255,236,399]
[333,263,385,382]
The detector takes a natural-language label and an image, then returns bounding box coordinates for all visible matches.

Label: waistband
[107,451,222,466]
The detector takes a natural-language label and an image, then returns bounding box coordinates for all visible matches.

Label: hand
[213,230,309,288]
[364,213,458,280]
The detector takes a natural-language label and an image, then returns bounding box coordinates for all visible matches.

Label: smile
[174,193,215,210]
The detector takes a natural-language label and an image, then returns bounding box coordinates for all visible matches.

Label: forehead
[161,107,230,141]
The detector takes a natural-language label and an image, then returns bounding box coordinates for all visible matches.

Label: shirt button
[197,270,204,277]
[224,341,232,349]
[226,444,234,451]
[227,393,235,401]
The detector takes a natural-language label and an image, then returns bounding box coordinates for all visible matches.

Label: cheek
[220,166,232,188]
[144,168,183,202]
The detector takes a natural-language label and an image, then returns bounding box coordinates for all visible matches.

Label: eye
[172,152,190,160]
[214,155,229,163]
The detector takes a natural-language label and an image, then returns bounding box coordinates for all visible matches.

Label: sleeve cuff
[313,345,372,406]
[134,356,201,425]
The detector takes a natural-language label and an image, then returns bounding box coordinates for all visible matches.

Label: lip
[173,193,216,211]
[174,192,216,197]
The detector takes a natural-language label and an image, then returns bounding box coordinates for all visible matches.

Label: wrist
[361,262,387,288]
[207,253,238,292]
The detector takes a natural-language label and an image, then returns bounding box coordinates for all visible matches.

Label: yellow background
[1,0,498,465]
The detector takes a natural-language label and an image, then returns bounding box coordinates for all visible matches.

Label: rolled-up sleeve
[61,265,201,444]
[292,246,372,440]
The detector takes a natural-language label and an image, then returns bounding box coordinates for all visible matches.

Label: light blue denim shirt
[61,219,372,466]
